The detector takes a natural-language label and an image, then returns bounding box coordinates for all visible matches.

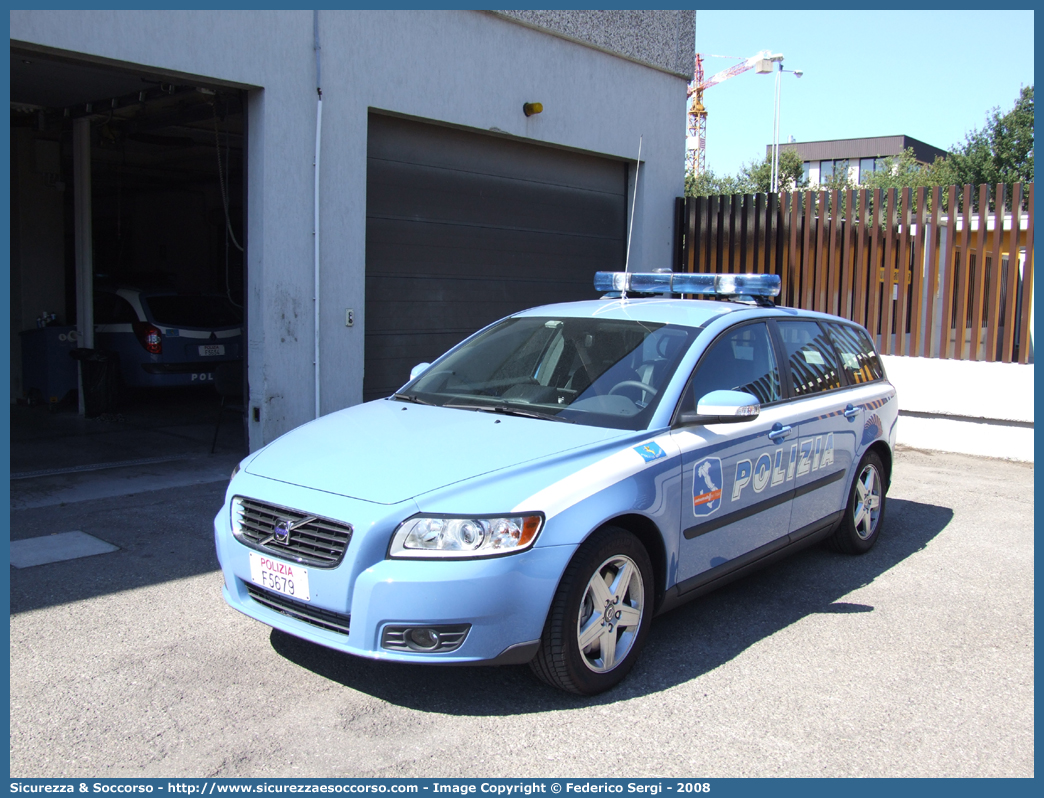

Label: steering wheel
[609,381,658,398]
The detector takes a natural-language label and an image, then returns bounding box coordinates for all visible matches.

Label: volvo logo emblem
[273,519,292,544]
[257,515,317,548]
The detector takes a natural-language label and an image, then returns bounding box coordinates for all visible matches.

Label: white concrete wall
[11,10,689,450]
[882,355,1034,461]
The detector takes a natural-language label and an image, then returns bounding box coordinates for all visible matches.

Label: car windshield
[143,295,243,328]
[398,316,699,430]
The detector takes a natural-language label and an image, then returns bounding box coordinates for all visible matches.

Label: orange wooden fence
[673,183,1035,363]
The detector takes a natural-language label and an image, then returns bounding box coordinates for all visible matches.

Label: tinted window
[143,295,243,328]
[682,322,781,409]
[94,293,139,324]
[777,320,842,397]
[827,323,884,384]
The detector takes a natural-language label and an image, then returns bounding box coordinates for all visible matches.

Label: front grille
[233,496,353,568]
[247,584,351,636]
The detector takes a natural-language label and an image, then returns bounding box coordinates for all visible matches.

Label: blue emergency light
[594,271,781,298]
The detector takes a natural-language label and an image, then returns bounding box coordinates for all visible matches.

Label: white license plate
[199,344,225,356]
[249,552,310,601]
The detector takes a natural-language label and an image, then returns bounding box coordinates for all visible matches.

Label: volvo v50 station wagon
[215,272,896,695]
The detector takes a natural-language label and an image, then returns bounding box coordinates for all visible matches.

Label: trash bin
[70,348,120,417]
[20,326,80,406]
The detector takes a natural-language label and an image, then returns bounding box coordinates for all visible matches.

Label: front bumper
[214,474,574,665]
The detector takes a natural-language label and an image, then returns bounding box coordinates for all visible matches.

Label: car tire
[530,526,653,695]
[828,450,886,555]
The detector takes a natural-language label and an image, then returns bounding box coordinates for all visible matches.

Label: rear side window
[682,322,781,408]
[827,323,884,384]
[94,293,139,324]
[777,320,842,397]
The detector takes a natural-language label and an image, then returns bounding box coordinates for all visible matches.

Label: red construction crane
[687,50,780,176]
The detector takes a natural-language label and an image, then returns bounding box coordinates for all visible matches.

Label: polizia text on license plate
[249,552,310,601]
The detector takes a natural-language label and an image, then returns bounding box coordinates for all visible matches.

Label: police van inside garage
[10,46,247,452]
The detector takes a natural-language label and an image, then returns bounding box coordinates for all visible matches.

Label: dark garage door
[364,113,627,401]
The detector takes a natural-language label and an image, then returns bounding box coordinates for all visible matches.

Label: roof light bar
[594,272,781,297]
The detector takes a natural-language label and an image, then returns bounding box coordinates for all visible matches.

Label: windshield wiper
[444,401,575,423]
[391,393,434,405]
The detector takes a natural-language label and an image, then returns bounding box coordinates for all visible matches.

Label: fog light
[381,624,471,653]
[409,628,440,650]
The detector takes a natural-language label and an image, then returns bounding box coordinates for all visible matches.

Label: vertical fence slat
[841,189,855,319]
[854,189,870,327]
[812,190,826,311]
[894,187,912,356]
[1017,183,1034,364]
[734,195,743,275]
[954,184,976,360]
[922,187,941,357]
[880,189,898,355]
[707,195,720,273]
[744,193,753,273]
[1001,184,1023,361]
[910,187,927,358]
[801,191,814,308]
[969,184,990,360]
[985,183,1006,362]
[866,189,883,346]
[766,193,778,277]
[718,195,731,275]
[758,193,766,275]
[673,197,684,272]
[789,192,801,307]
[827,189,840,314]
[938,186,959,359]
[684,197,696,272]
[729,194,741,274]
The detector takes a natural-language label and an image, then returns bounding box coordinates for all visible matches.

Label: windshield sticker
[634,441,667,463]
[692,456,723,515]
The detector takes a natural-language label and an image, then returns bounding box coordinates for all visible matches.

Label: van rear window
[144,296,242,328]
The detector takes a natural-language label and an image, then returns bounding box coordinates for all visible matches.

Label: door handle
[843,404,861,419]
[768,424,793,442]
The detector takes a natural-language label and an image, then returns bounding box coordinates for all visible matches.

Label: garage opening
[10,47,248,479]
[364,113,627,401]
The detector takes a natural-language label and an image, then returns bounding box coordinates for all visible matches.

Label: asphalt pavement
[8,447,1034,778]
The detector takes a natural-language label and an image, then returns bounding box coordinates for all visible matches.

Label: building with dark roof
[767,134,950,187]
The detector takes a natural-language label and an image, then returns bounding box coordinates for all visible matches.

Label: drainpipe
[72,118,94,416]
[313,10,323,418]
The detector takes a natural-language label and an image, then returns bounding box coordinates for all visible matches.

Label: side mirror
[409,362,431,381]
[678,389,760,425]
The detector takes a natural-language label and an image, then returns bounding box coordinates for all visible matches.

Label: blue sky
[693,10,1035,177]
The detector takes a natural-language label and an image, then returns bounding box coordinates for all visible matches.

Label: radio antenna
[622,135,643,299]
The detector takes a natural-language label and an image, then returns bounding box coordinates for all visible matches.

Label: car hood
[245,399,627,505]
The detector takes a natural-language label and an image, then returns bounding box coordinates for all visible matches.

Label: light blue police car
[215,272,896,695]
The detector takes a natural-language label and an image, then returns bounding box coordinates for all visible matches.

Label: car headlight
[388,513,544,559]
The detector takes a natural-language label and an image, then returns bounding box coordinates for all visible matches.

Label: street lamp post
[771,64,803,193]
